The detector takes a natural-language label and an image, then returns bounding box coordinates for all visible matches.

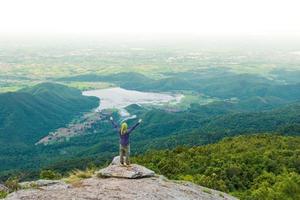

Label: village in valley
[36,112,103,145]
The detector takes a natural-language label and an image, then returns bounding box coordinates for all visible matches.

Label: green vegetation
[4,176,20,192]
[134,135,300,200]
[63,82,113,91]
[64,168,95,186]
[0,83,99,175]
[202,188,212,194]
[0,83,98,145]
[40,170,62,180]
[59,72,300,102]
[1,79,299,181]
[0,191,8,199]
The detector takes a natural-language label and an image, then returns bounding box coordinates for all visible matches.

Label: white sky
[0,0,299,36]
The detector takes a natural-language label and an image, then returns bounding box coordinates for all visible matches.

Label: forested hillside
[0,83,99,176]
[134,135,300,200]
[0,83,98,145]
[128,101,300,152]
[35,101,300,179]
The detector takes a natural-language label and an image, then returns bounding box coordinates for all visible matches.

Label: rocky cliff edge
[5,156,238,200]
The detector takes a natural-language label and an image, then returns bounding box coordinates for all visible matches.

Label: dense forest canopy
[134,135,300,200]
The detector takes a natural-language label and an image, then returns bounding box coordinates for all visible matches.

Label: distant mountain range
[58,72,300,102]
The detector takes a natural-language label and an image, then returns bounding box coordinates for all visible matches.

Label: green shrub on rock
[0,191,8,199]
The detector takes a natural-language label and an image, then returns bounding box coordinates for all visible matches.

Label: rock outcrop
[19,180,67,189]
[97,156,155,178]
[5,157,238,200]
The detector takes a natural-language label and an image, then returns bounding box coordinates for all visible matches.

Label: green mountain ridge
[58,72,300,102]
[0,83,98,145]
[0,83,99,176]
[44,100,300,172]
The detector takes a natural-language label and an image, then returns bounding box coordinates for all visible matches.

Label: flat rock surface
[5,176,238,200]
[97,156,155,179]
[19,180,66,189]
[97,164,155,179]
[5,158,238,200]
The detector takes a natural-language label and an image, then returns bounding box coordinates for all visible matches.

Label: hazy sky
[0,0,299,36]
